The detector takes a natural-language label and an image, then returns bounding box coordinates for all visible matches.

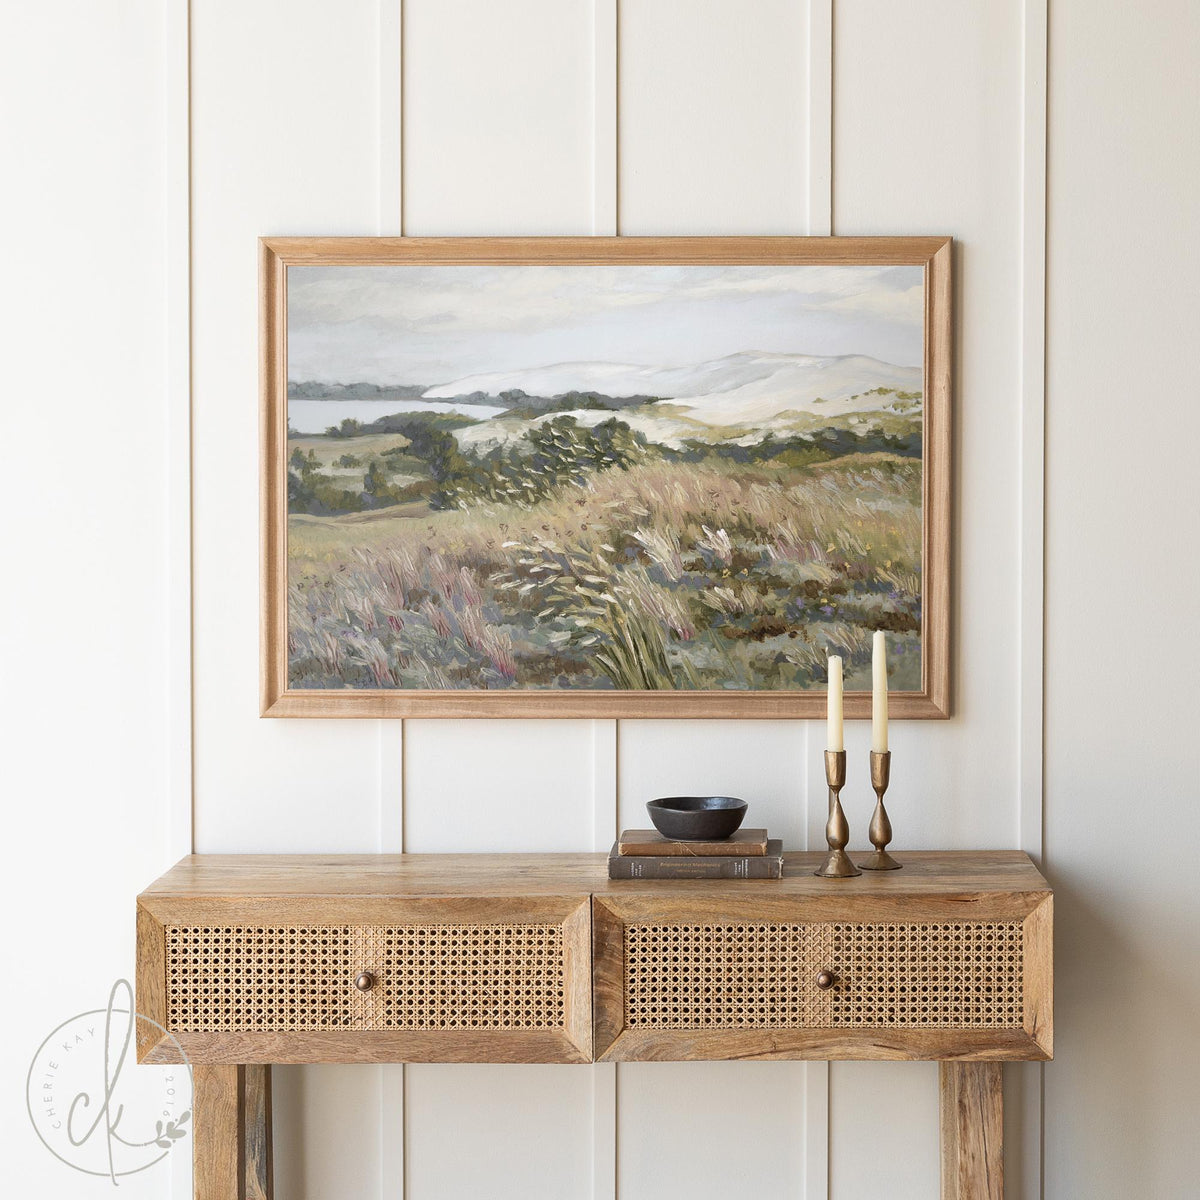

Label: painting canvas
[262,238,950,718]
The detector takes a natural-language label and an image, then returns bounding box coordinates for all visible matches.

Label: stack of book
[608,828,784,879]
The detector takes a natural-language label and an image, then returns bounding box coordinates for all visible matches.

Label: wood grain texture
[603,1028,1045,1064]
[259,235,953,719]
[140,850,1048,900]
[135,905,166,1061]
[592,899,627,1060]
[141,893,588,927]
[1023,894,1054,1057]
[136,852,1051,1068]
[261,689,951,720]
[561,898,594,1060]
[192,1064,273,1200]
[617,828,770,855]
[925,237,953,717]
[193,1065,244,1200]
[139,861,595,1066]
[940,1061,1003,1200]
[259,240,287,718]
[242,1065,273,1200]
[593,855,1050,1064]
[261,235,951,266]
[144,1029,591,1066]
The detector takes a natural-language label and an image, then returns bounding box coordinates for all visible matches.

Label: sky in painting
[287,263,925,387]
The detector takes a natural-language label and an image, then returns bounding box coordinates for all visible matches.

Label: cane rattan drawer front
[138,889,593,1064]
[166,922,566,1034]
[621,920,1022,1032]
[625,920,838,1030]
[594,879,1052,1062]
[828,921,1023,1030]
[136,851,1051,1066]
[138,850,1051,1197]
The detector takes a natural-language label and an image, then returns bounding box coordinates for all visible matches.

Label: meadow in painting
[284,261,925,693]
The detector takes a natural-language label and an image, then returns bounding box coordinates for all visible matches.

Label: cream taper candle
[871,631,889,752]
[827,655,844,752]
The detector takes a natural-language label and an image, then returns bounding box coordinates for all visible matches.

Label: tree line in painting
[286,385,923,692]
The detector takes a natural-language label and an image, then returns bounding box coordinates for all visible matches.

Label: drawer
[594,896,1052,1061]
[137,898,591,1064]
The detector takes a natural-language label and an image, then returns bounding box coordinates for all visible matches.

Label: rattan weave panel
[625,922,835,1029]
[623,921,1024,1031]
[166,923,564,1033]
[830,922,1023,1028]
[351,923,564,1030]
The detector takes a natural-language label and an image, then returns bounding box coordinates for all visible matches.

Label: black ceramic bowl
[646,796,748,841]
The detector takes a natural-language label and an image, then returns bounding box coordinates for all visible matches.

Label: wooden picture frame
[262,237,951,718]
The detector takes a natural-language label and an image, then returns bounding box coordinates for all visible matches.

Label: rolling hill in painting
[286,351,924,693]
[284,260,927,694]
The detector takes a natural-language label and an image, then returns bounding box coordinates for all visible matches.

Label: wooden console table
[136,851,1051,1199]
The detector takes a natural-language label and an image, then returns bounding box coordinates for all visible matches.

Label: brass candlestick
[815,750,861,879]
[859,750,901,870]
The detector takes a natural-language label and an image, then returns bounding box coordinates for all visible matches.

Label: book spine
[608,856,782,880]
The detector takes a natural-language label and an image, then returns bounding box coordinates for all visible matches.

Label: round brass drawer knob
[815,970,835,990]
[354,972,375,992]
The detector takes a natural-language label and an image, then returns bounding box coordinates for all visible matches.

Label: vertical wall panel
[618,0,808,234]
[616,717,809,1198]
[406,1066,594,1199]
[618,1062,805,1200]
[829,1063,938,1196]
[400,4,598,1195]
[831,3,1024,1196]
[402,0,593,234]
[617,721,806,848]
[1044,1,1200,1195]
[190,3,386,1196]
[182,2,1037,1198]
[833,0,1022,851]
[404,720,595,852]
[614,3,815,1195]
[0,4,173,1196]
[273,1065,383,1199]
[191,0,383,855]
[26,0,1200,1195]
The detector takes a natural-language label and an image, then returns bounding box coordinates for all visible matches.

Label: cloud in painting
[287,263,924,386]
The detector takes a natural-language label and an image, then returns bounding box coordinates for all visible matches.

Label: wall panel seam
[593,0,618,236]
[379,0,403,238]
[591,718,618,1200]
[167,3,194,1198]
[807,0,833,238]
[595,5,619,1197]
[1019,3,1048,1198]
[167,0,194,865]
[805,4,834,1197]
[379,7,405,1200]
[1019,0,1047,865]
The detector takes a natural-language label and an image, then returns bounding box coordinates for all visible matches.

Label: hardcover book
[617,828,770,857]
[608,840,784,880]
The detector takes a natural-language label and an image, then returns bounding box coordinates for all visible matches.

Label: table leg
[939,1062,1003,1200]
[192,1065,273,1200]
[244,1065,274,1200]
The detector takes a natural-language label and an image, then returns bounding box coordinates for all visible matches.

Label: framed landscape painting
[261,237,950,718]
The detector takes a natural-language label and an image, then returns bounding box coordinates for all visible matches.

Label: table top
[141,850,1049,901]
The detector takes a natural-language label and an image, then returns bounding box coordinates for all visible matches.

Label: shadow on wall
[1045,864,1200,1196]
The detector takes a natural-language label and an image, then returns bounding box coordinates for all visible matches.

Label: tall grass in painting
[287,453,922,692]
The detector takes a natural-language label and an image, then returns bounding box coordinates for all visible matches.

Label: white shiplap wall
[187,2,1040,1198]
[1,4,176,1197]
[2,1,1073,1197]
[17,1,1200,1197]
